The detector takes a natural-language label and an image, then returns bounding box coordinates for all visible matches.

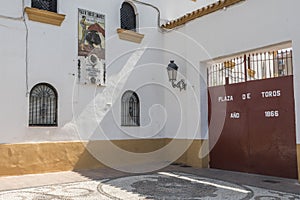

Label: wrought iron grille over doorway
[207,48,293,87]
[207,46,297,179]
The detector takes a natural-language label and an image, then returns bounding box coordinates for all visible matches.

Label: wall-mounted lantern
[167,60,186,91]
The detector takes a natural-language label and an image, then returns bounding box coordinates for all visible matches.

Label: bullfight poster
[78,9,106,86]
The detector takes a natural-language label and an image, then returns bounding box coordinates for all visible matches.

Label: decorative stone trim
[161,0,244,29]
[117,28,144,44]
[25,7,65,26]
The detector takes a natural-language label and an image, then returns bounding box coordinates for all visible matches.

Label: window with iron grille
[31,0,57,13]
[29,83,58,126]
[121,91,140,126]
[120,2,137,31]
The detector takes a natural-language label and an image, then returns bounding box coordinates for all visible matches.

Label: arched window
[120,2,137,31]
[29,83,58,126]
[121,91,140,126]
[31,0,57,13]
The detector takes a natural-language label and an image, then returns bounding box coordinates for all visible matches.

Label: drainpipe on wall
[0,0,29,96]
[131,0,169,32]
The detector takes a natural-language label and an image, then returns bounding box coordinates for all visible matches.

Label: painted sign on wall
[208,76,298,179]
[78,9,106,86]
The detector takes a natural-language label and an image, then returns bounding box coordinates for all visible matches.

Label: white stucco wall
[0,0,166,143]
[140,0,218,20]
[1,0,300,145]
[164,0,300,144]
[0,0,23,18]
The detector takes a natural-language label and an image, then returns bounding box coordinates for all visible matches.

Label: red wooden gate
[208,76,297,179]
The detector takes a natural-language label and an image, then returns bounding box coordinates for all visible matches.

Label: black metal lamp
[167,60,186,91]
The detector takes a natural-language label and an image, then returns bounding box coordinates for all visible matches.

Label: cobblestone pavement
[0,171,299,200]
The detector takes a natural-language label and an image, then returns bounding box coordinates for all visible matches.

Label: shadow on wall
[73,139,209,177]
[0,139,208,177]
[0,142,102,176]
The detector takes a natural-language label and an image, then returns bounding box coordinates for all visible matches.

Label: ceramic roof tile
[161,0,245,29]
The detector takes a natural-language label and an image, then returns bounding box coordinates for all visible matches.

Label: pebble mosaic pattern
[0,172,299,200]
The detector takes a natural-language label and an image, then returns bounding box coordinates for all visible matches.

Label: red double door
[208,76,298,179]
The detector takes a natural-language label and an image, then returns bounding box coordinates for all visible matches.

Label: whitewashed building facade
[0,0,299,181]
